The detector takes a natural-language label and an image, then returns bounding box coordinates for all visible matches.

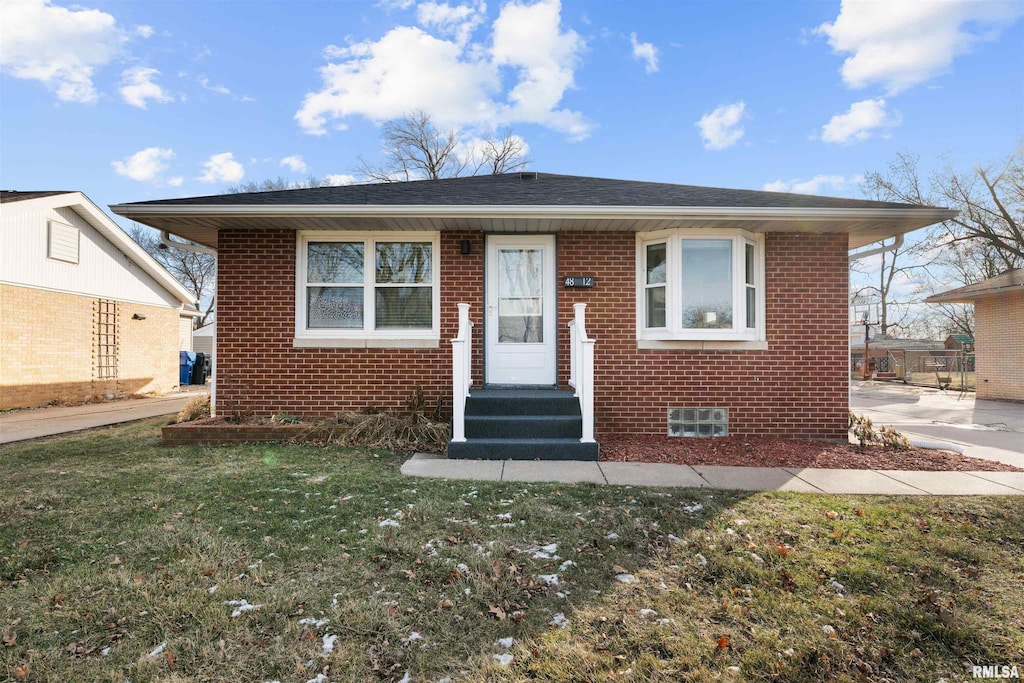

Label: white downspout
[161,231,218,416]
[848,233,903,262]
[160,230,217,256]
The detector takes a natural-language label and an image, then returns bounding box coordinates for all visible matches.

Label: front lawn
[1,420,1021,682]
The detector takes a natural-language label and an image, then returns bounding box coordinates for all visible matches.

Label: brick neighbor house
[926,269,1024,402]
[111,173,955,458]
[1,191,199,410]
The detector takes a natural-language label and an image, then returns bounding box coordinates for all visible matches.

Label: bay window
[637,229,764,343]
[296,231,440,347]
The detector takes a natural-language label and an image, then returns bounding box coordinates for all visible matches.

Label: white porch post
[570,303,596,443]
[450,303,472,443]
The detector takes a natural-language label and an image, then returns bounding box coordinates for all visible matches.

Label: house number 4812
[563,276,595,288]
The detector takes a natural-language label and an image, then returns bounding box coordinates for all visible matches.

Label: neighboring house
[944,333,974,352]
[926,269,1024,401]
[1,191,199,410]
[192,322,215,359]
[849,333,946,380]
[112,172,954,458]
[180,304,201,351]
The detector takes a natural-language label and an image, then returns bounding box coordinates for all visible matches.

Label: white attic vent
[47,220,79,264]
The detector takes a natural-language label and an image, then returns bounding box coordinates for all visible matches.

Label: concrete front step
[447,438,599,460]
[464,388,581,416]
[465,414,582,439]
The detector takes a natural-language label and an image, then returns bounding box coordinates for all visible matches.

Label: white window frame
[295,231,441,348]
[636,228,765,343]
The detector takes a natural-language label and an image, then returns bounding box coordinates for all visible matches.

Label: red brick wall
[555,232,849,440]
[216,229,848,439]
[216,228,483,418]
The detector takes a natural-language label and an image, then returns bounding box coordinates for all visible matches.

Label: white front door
[485,234,557,385]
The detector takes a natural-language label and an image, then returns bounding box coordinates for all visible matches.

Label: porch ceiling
[110,205,956,252]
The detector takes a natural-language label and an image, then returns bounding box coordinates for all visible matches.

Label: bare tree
[356,111,529,181]
[224,175,327,194]
[863,147,1023,266]
[933,144,1024,266]
[857,146,1023,339]
[849,238,921,338]
[130,226,216,327]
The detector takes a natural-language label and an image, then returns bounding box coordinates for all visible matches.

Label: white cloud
[695,101,746,150]
[820,98,899,145]
[296,0,589,140]
[168,176,184,187]
[198,76,231,95]
[280,155,309,173]
[325,174,358,186]
[416,1,486,46]
[198,152,244,183]
[119,66,174,108]
[762,174,865,195]
[815,0,1023,93]
[0,0,127,103]
[135,24,154,39]
[112,147,174,182]
[629,32,658,73]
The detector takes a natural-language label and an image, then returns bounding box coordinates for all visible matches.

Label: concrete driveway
[0,388,208,444]
[850,381,1023,468]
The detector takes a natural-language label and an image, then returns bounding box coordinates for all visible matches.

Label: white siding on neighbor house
[1,202,180,308]
[47,220,80,263]
[179,316,194,351]
[192,323,214,357]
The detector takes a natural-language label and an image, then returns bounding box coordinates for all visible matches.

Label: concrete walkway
[0,388,208,444]
[401,454,1024,495]
[850,382,1023,469]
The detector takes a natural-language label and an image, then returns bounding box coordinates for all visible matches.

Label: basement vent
[668,408,728,437]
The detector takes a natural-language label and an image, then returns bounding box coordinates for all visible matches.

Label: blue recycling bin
[179,350,197,385]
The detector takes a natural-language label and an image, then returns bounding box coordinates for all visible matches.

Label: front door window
[497,248,544,343]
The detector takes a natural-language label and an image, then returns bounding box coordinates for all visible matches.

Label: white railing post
[450,303,473,443]
[568,303,596,443]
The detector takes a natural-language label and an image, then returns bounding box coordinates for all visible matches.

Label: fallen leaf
[489,605,507,621]
[14,664,30,679]
[2,630,16,647]
[825,511,838,520]
[437,599,454,609]
[716,636,730,650]
[52,593,65,606]
[612,564,629,574]
[165,650,175,670]
[855,509,865,517]
[202,567,216,577]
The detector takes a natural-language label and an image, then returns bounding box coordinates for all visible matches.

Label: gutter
[111,203,959,222]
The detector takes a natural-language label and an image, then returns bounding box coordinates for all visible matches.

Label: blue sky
[2,0,1022,221]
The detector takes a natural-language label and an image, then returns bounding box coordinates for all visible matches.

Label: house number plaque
[563,276,595,288]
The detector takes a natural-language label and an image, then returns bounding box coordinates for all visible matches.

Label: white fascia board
[109,203,958,223]
[60,193,197,306]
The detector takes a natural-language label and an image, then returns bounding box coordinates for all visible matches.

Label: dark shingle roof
[115,173,927,210]
[0,190,73,203]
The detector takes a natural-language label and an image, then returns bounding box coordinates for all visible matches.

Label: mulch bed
[599,434,1022,472]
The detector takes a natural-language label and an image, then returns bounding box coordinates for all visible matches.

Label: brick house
[1,191,199,409]
[926,269,1024,401]
[111,173,954,458]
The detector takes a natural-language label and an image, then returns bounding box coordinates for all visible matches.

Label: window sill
[293,337,440,349]
[637,339,769,351]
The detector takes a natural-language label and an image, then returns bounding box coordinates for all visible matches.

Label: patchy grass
[0,420,1021,682]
